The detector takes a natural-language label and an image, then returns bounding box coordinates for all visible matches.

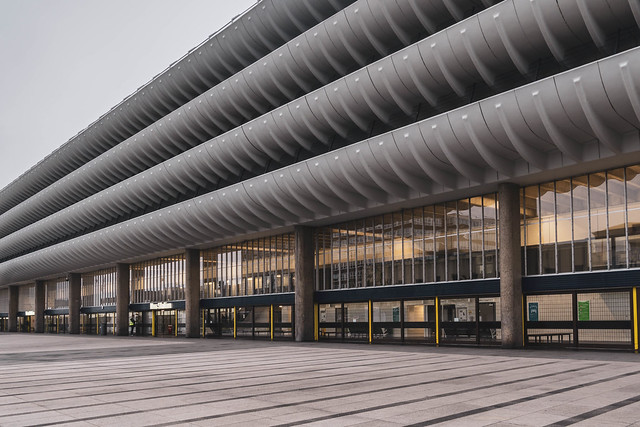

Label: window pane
[590,173,608,270]
[365,219,375,287]
[524,186,540,275]
[540,182,556,274]
[383,214,394,285]
[556,179,572,273]
[628,166,640,267]
[446,202,458,281]
[608,169,626,269]
[484,194,498,278]
[458,199,471,280]
[573,175,589,272]
[424,206,436,283]
[435,205,446,282]
[374,216,384,286]
[470,197,483,279]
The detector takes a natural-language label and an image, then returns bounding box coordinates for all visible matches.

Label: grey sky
[0,0,257,191]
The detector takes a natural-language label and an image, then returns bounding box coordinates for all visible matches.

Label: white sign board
[150,302,173,310]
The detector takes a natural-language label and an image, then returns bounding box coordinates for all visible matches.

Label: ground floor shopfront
[3,279,636,351]
[3,166,640,351]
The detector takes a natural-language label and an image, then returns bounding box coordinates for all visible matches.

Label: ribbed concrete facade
[2,0,640,348]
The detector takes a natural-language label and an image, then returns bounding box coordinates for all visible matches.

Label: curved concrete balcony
[0,0,636,253]
[0,0,502,239]
[1,47,639,284]
[0,0,354,216]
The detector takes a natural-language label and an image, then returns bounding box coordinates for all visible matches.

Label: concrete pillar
[185,249,201,338]
[116,263,130,336]
[8,285,18,332]
[498,183,524,348]
[35,280,45,333]
[295,226,315,342]
[68,273,81,334]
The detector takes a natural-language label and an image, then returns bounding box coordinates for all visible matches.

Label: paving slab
[1,333,640,426]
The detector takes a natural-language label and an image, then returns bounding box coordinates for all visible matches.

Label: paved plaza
[1,335,640,426]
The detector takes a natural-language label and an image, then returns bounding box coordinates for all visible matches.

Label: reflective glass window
[628,166,640,267]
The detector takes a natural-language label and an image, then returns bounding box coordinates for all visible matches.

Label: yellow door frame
[634,287,638,352]
[270,305,274,341]
[368,300,373,344]
[314,304,319,341]
[435,297,440,346]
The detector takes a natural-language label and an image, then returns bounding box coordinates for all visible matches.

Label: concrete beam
[116,263,130,336]
[68,273,81,334]
[295,226,315,342]
[498,183,523,348]
[35,280,45,333]
[8,285,18,332]
[185,249,200,338]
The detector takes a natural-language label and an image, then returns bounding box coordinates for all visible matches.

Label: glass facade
[81,268,117,307]
[131,254,185,304]
[314,194,499,290]
[201,234,295,298]
[522,165,640,275]
[45,278,69,309]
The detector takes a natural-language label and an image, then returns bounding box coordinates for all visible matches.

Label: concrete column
[498,183,523,348]
[35,280,45,333]
[295,226,315,342]
[185,249,201,338]
[8,285,18,332]
[68,273,81,334]
[116,263,130,336]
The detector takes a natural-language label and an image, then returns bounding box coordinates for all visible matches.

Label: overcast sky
[0,0,257,191]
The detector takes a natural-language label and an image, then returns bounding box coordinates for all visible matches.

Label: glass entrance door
[204,308,235,337]
[45,315,68,334]
[18,315,33,332]
[154,310,177,337]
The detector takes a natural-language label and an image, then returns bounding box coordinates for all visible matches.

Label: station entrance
[17,315,33,333]
[81,313,115,335]
[45,314,67,333]
[153,309,183,337]
[203,305,294,340]
[318,297,501,345]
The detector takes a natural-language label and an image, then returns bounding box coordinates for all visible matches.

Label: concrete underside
[1,335,640,426]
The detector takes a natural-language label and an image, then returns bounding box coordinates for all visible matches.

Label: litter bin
[99,323,107,336]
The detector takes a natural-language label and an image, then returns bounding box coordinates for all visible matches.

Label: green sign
[528,302,539,321]
[578,301,590,321]
[392,307,400,322]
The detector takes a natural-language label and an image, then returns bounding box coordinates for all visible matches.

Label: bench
[528,332,572,344]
